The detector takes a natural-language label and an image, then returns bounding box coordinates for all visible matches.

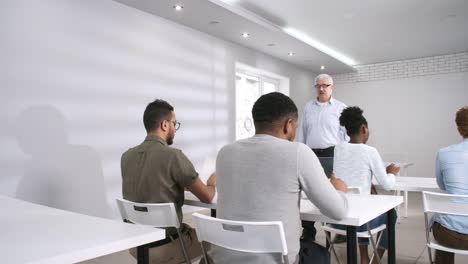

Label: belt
[312,146,334,152]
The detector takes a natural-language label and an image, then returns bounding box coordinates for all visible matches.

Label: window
[235,64,289,140]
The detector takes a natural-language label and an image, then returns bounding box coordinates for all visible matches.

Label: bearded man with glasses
[121,99,216,263]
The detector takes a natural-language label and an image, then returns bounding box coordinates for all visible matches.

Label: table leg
[404,191,408,217]
[401,166,409,218]
[346,226,357,264]
[394,190,402,223]
[387,209,397,264]
[137,243,150,264]
[211,209,216,217]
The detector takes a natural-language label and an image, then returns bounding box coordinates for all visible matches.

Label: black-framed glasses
[167,120,181,130]
[315,84,332,89]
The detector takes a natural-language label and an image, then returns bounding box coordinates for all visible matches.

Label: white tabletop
[374,176,439,192]
[184,192,402,227]
[184,192,217,209]
[1,196,165,264]
[300,194,402,226]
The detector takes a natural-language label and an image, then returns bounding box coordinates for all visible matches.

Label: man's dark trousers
[301,146,334,242]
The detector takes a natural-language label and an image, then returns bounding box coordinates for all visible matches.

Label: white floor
[80,192,468,264]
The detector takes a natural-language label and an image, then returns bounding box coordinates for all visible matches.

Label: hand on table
[386,163,400,175]
[330,173,348,193]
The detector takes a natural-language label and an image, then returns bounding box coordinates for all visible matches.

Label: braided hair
[339,106,368,136]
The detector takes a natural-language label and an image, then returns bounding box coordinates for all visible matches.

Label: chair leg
[200,241,210,264]
[283,254,289,264]
[404,191,409,218]
[367,224,381,264]
[326,231,331,249]
[424,213,433,264]
[427,246,433,264]
[325,231,341,264]
[370,231,384,263]
[177,229,191,264]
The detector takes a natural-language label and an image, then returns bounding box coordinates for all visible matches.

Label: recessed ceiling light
[288,52,294,56]
[321,65,325,70]
[241,32,250,38]
[174,5,183,11]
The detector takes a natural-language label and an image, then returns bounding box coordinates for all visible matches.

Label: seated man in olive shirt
[121,99,216,264]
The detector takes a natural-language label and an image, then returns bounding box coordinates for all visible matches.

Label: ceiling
[115,0,468,74]
[228,0,468,64]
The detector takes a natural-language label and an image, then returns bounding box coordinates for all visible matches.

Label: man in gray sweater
[212,92,349,263]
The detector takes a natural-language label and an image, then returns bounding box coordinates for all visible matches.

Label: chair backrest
[422,191,468,217]
[192,212,288,256]
[116,198,180,228]
[347,186,362,194]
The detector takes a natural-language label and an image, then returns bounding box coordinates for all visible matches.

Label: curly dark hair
[339,106,368,136]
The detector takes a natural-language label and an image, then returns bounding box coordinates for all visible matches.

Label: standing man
[297,73,348,242]
[121,99,216,264]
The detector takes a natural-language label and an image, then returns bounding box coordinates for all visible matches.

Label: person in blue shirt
[431,106,468,264]
[297,73,348,243]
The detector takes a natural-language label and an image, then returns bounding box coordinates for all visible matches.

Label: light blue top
[297,97,348,149]
[334,143,395,194]
[431,139,468,234]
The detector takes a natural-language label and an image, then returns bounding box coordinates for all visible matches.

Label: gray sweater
[212,134,348,263]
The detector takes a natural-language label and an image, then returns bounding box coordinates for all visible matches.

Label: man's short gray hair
[315,74,334,85]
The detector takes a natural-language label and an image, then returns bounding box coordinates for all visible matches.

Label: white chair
[191,212,289,264]
[322,187,386,264]
[116,198,191,264]
[422,191,468,263]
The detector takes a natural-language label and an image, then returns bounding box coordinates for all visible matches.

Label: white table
[374,176,439,218]
[383,162,415,217]
[1,196,165,264]
[185,192,402,264]
[300,194,402,226]
[376,176,438,193]
[301,194,402,264]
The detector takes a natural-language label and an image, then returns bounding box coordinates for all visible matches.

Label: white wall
[0,0,315,218]
[333,54,468,179]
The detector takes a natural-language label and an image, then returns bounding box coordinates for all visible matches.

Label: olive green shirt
[121,135,198,222]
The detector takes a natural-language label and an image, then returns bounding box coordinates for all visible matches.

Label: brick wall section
[334,52,468,84]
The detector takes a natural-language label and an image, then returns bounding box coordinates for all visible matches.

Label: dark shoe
[332,234,347,244]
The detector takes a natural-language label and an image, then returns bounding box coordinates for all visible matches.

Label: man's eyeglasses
[167,120,181,131]
[315,84,332,89]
